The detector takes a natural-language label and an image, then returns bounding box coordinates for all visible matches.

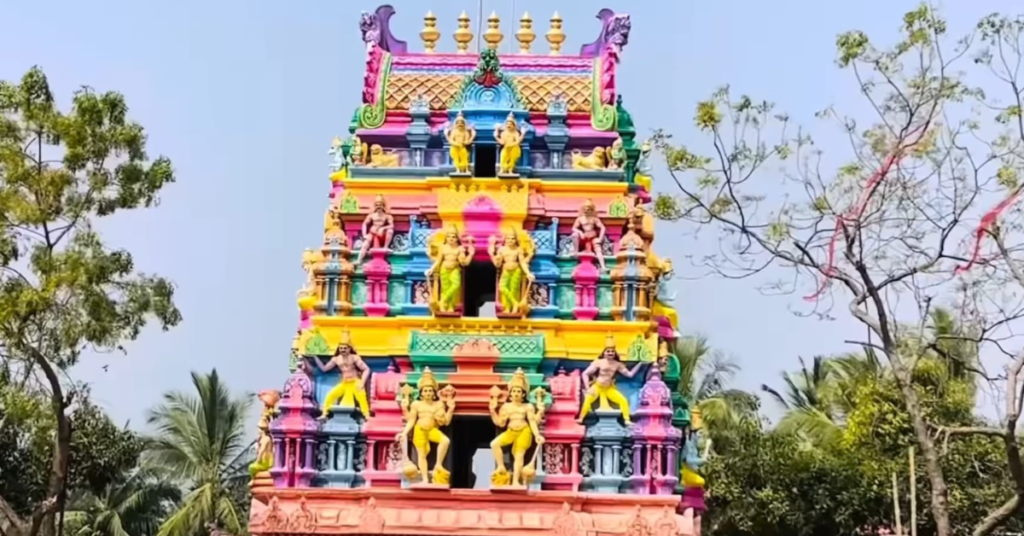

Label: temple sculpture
[248,7,704,536]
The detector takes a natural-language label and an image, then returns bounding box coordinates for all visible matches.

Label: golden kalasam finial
[421,11,440,53]
[454,11,473,54]
[546,12,565,55]
[483,11,503,51]
[604,332,616,349]
[516,12,535,54]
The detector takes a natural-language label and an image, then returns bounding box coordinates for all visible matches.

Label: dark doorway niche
[474,145,497,178]
[463,261,497,318]
[449,415,496,489]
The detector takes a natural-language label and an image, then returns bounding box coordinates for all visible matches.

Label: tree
[145,370,252,536]
[64,470,180,536]
[651,6,1024,535]
[0,66,180,536]
[761,355,842,446]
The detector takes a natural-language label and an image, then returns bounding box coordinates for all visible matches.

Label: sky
[0,0,1019,432]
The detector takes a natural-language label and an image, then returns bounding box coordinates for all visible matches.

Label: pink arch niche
[461,195,504,261]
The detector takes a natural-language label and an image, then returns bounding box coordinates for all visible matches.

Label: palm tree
[761,355,843,446]
[674,335,758,433]
[145,370,252,536]
[64,470,180,536]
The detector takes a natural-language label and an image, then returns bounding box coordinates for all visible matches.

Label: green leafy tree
[650,5,1024,534]
[0,66,180,536]
[64,470,180,536]
[761,356,842,446]
[145,370,253,536]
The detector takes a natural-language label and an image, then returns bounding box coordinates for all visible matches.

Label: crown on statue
[658,340,669,358]
[339,329,352,346]
[508,367,529,392]
[605,332,616,349]
[374,194,387,208]
[418,367,439,391]
[691,407,703,430]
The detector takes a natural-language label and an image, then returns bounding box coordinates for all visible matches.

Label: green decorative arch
[339,192,359,213]
[627,335,654,362]
[590,57,617,132]
[607,196,629,218]
[304,329,331,356]
[356,53,393,130]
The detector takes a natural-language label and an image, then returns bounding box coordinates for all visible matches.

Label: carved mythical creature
[488,228,535,317]
[426,225,475,315]
[359,11,381,51]
[489,369,545,488]
[366,145,400,168]
[571,147,607,170]
[397,368,456,485]
[606,14,632,54]
[578,333,643,425]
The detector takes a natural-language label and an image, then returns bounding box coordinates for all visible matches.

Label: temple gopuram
[247,5,707,536]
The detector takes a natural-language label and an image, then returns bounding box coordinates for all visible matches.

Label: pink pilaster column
[572,251,600,321]
[362,248,391,317]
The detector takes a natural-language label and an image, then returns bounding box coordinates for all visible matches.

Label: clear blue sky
[0,0,1015,427]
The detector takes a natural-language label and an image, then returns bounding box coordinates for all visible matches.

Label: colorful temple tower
[248,6,703,536]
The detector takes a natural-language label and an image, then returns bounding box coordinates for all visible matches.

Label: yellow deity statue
[489,368,545,488]
[577,333,643,425]
[397,367,456,485]
[606,136,626,170]
[309,330,371,419]
[570,146,608,170]
[366,144,400,168]
[488,227,535,317]
[494,112,525,175]
[248,390,280,480]
[445,112,476,174]
[426,225,476,315]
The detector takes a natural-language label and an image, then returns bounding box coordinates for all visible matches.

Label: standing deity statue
[426,225,476,315]
[577,333,643,425]
[397,368,456,485]
[637,138,654,176]
[248,390,281,479]
[488,368,545,488]
[445,112,476,174]
[570,199,607,271]
[355,194,395,264]
[607,136,626,170]
[308,330,371,419]
[488,228,535,316]
[681,408,710,536]
[494,113,525,175]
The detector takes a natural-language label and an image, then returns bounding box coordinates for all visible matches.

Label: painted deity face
[510,386,525,403]
[454,117,466,130]
[583,203,595,216]
[335,344,351,357]
[505,231,518,246]
[602,347,619,360]
[505,117,517,129]
[374,200,386,212]
[446,232,459,246]
[421,386,436,401]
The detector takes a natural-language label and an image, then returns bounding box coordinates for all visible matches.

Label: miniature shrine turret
[249,6,696,536]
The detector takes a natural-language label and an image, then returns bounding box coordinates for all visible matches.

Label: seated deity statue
[570,147,608,170]
[308,330,371,419]
[445,112,476,174]
[489,368,545,487]
[494,113,525,175]
[606,136,626,170]
[355,194,394,264]
[577,333,644,425]
[570,199,607,271]
[396,368,455,485]
[365,144,400,167]
[426,225,475,315]
[488,228,535,317]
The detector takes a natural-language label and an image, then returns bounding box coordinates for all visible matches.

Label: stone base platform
[249,487,694,536]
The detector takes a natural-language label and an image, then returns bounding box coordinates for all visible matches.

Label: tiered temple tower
[248,6,702,536]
